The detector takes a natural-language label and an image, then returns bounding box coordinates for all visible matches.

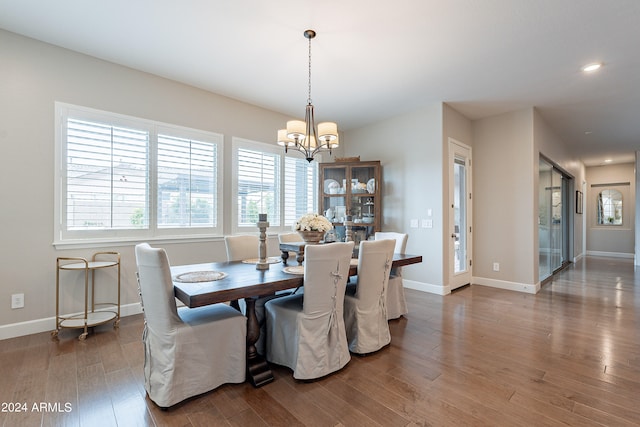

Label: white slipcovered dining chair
[224,234,260,261]
[265,241,354,380]
[224,234,288,355]
[375,232,409,319]
[278,231,301,262]
[278,232,301,244]
[134,243,246,408]
[343,239,395,354]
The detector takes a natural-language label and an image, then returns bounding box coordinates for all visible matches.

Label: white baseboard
[404,279,449,295]
[0,302,143,341]
[573,252,584,263]
[586,250,635,259]
[472,276,539,294]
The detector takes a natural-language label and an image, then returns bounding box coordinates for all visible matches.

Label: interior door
[448,139,472,290]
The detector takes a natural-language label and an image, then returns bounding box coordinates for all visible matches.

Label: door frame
[448,138,473,290]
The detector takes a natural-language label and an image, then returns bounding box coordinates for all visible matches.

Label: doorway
[448,139,472,290]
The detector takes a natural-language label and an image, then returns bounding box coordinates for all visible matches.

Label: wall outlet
[11,293,24,309]
[492,262,500,272]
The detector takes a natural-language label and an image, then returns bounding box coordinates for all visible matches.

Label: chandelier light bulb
[582,62,602,73]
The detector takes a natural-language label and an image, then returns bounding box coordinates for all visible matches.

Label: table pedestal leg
[244,297,273,387]
[280,250,289,265]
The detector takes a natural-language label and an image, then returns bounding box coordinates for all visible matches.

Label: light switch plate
[11,293,24,309]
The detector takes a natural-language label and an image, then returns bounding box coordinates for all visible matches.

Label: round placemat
[242,257,281,264]
[173,271,228,283]
[283,266,304,275]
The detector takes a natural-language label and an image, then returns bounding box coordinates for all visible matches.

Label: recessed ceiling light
[582,62,602,73]
[604,159,613,163]
[584,131,593,135]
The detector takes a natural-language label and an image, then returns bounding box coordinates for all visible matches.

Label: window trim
[54,102,224,248]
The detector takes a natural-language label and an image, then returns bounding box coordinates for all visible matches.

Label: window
[232,138,318,233]
[283,156,317,225]
[157,132,220,229]
[235,146,281,227]
[597,189,622,225]
[55,103,223,245]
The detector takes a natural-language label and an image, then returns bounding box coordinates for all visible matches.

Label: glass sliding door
[549,167,564,272]
[539,156,570,281]
[539,159,552,280]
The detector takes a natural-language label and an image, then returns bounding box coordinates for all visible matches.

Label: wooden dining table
[171,252,422,387]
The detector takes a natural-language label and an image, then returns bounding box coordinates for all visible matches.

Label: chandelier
[277,29,339,162]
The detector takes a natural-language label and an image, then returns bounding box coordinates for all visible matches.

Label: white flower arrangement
[293,213,333,232]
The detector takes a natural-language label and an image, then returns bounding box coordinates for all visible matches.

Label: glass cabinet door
[321,165,347,222]
[319,161,381,243]
[350,165,376,224]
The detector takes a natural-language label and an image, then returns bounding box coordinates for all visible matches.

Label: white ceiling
[1,0,639,166]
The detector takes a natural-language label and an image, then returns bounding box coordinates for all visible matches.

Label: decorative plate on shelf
[324,179,339,194]
[367,178,376,194]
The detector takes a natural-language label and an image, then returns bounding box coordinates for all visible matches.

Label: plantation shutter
[157,135,218,228]
[65,118,149,230]
[236,148,281,226]
[284,156,317,226]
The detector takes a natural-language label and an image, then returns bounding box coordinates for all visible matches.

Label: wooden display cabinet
[319,160,381,243]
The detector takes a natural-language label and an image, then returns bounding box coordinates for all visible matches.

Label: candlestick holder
[256,214,269,270]
[344,215,354,243]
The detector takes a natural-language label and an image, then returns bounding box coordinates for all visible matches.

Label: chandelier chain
[307,35,312,104]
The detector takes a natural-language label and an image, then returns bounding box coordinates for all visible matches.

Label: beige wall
[342,103,472,294]
[343,105,445,292]
[0,30,296,334]
[346,104,585,293]
[471,108,587,290]
[586,163,636,256]
[472,109,537,291]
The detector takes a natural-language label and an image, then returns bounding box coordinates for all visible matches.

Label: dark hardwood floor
[2,256,639,426]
